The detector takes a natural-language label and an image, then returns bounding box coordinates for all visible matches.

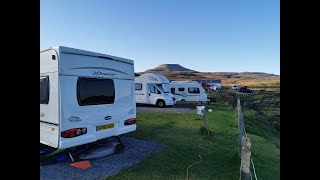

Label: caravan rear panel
[40,46,136,149]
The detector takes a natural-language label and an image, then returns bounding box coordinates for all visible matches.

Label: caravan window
[171,88,175,94]
[40,76,49,104]
[77,78,115,106]
[135,83,142,90]
[188,87,200,94]
[178,88,185,92]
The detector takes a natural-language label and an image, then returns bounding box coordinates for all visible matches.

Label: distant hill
[145,64,197,73]
[138,64,280,87]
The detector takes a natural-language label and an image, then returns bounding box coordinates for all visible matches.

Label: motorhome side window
[171,88,175,94]
[135,83,142,90]
[40,76,49,104]
[178,88,185,92]
[77,78,115,106]
[188,87,200,94]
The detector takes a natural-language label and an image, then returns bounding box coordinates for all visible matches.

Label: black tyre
[156,99,166,108]
[180,99,186,103]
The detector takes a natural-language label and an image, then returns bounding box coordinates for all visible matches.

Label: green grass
[105,103,239,179]
[250,135,280,179]
[104,99,279,179]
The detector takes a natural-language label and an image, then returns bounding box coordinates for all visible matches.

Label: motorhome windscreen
[77,78,115,106]
[156,84,169,93]
[40,76,49,104]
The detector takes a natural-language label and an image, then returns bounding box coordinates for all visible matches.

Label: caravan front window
[77,78,115,106]
[40,76,49,104]
[188,87,200,94]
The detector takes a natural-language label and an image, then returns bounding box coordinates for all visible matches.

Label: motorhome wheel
[156,100,166,108]
[180,99,186,103]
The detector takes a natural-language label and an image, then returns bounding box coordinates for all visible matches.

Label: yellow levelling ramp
[70,160,92,169]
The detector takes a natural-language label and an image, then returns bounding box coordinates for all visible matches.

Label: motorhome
[165,81,208,103]
[40,46,136,150]
[134,73,175,107]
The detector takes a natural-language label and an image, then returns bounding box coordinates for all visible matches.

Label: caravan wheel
[114,144,124,154]
[180,99,186,103]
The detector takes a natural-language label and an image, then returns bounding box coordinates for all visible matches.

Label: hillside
[138,64,280,87]
[144,64,197,73]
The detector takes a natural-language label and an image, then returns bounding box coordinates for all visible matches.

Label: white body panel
[164,81,208,102]
[40,46,136,149]
[134,73,175,106]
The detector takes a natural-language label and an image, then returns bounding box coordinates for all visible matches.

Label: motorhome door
[148,84,162,105]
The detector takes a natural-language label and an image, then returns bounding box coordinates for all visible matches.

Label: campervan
[40,46,136,149]
[165,81,208,103]
[134,73,175,107]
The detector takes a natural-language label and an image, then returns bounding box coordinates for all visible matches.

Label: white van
[40,46,136,149]
[134,73,175,107]
[164,81,208,103]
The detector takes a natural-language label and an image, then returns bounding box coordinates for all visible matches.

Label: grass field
[104,95,280,179]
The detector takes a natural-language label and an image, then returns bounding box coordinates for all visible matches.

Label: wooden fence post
[238,112,244,158]
[240,136,251,180]
[237,98,244,158]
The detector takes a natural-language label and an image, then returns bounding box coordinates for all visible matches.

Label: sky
[40,0,280,75]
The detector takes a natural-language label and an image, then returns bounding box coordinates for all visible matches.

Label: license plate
[96,123,114,131]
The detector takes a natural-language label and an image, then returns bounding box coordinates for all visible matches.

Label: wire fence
[236,91,258,97]
[237,98,258,180]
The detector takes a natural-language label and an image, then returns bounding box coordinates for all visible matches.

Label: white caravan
[40,46,136,149]
[135,73,175,107]
[165,81,208,103]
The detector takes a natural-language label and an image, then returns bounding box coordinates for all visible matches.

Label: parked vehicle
[164,81,209,103]
[239,86,253,93]
[232,84,240,90]
[134,73,175,107]
[40,46,136,149]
